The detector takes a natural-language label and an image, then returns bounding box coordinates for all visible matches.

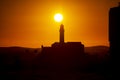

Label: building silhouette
[109,3,120,59]
[38,24,85,69]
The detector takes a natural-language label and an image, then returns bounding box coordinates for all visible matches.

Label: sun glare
[54,13,63,22]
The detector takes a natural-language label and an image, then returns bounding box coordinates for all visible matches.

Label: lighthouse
[59,24,64,43]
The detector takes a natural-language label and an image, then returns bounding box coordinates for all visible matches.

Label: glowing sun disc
[54,13,63,22]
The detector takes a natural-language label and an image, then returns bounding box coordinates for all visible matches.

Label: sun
[54,13,63,22]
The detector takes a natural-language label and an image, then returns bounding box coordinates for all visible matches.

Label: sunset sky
[0,0,120,48]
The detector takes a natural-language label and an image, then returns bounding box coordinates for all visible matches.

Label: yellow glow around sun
[54,13,63,22]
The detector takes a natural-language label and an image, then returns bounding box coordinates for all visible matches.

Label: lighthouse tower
[59,24,64,43]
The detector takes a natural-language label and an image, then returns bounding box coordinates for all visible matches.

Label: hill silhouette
[85,46,109,60]
[0,45,109,56]
[0,45,110,80]
[85,46,109,54]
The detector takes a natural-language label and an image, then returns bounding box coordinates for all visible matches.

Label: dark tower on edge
[109,3,120,59]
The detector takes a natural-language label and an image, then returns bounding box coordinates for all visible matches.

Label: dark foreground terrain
[0,46,111,80]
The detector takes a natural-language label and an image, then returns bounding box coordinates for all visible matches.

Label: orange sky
[0,0,119,48]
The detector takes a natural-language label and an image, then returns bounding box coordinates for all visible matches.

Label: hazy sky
[0,0,120,48]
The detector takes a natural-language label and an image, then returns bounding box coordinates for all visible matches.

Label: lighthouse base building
[37,24,85,70]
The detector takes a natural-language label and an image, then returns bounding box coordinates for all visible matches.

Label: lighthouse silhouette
[38,23,85,69]
[59,24,64,43]
[40,23,84,54]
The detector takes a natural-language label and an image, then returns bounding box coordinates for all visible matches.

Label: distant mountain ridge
[0,45,109,55]
[0,46,41,55]
[85,45,109,55]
